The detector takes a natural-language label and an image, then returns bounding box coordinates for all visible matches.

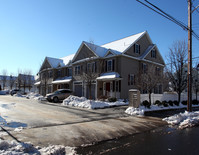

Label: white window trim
[135,44,140,54]
[107,60,113,72]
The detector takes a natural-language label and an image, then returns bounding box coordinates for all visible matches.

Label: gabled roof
[60,54,75,66]
[46,57,64,68]
[101,31,146,53]
[139,44,156,59]
[84,41,108,57]
[41,54,75,71]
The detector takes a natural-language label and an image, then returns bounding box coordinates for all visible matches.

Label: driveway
[0,95,128,129]
[0,95,167,147]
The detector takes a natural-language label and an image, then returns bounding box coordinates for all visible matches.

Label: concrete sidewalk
[2,116,167,147]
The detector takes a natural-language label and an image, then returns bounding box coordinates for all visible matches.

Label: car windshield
[54,90,61,94]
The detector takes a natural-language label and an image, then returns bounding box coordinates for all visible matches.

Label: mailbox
[129,89,140,108]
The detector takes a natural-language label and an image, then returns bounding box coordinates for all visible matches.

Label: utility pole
[187,0,192,112]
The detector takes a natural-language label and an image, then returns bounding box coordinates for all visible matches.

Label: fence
[140,92,199,104]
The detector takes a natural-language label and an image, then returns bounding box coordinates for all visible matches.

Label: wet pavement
[76,125,199,155]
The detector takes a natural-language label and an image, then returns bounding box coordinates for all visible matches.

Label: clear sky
[0,0,199,76]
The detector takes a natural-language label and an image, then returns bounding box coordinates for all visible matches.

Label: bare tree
[9,73,16,90]
[17,69,22,90]
[1,69,8,90]
[136,64,163,104]
[166,40,187,103]
[80,41,103,99]
[27,70,33,91]
[192,62,199,100]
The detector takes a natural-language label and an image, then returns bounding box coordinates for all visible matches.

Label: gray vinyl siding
[144,47,165,65]
[125,34,151,57]
[73,44,96,63]
[119,56,140,99]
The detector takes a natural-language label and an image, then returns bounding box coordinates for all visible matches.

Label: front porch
[96,72,122,99]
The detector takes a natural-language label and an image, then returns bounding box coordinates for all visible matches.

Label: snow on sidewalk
[0,140,76,155]
[163,111,199,129]
[62,95,128,109]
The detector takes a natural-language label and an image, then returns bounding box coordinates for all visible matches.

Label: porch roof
[34,81,41,86]
[96,72,122,81]
[52,76,72,84]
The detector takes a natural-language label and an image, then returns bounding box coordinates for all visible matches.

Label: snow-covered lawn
[62,95,128,109]
[163,111,199,129]
[0,140,76,155]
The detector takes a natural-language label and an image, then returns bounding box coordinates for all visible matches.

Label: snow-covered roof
[60,54,75,66]
[52,76,72,84]
[34,81,41,85]
[46,57,64,68]
[101,31,146,53]
[84,41,108,57]
[46,54,75,69]
[97,72,122,80]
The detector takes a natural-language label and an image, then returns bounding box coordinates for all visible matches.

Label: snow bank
[125,107,144,116]
[125,103,199,116]
[25,92,45,101]
[0,140,76,155]
[12,92,46,101]
[62,95,128,109]
[163,111,199,129]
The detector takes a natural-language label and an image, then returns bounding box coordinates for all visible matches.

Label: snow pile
[125,103,199,116]
[25,92,45,101]
[0,140,76,155]
[12,92,46,101]
[125,107,144,116]
[40,145,76,155]
[13,93,25,98]
[62,95,128,109]
[14,127,24,132]
[163,111,199,129]
[0,140,39,155]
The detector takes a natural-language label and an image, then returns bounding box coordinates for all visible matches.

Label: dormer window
[135,44,140,54]
[151,49,156,58]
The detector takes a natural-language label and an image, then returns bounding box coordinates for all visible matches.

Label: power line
[136,0,199,40]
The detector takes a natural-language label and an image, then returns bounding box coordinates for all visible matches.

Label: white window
[135,44,140,54]
[128,74,135,85]
[151,49,156,58]
[107,60,112,72]
[87,62,96,73]
[75,66,80,75]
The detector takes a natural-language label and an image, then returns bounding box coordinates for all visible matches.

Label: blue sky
[0,0,199,75]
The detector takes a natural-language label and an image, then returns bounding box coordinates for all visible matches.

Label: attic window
[135,44,140,54]
[151,49,156,58]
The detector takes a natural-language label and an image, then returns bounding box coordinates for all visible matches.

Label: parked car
[10,89,22,96]
[45,89,73,103]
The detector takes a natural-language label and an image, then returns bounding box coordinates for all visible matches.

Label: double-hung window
[135,44,140,54]
[107,60,112,72]
[151,49,156,58]
[75,66,80,75]
[128,74,135,85]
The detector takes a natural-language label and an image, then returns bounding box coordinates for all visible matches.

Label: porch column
[95,80,98,99]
